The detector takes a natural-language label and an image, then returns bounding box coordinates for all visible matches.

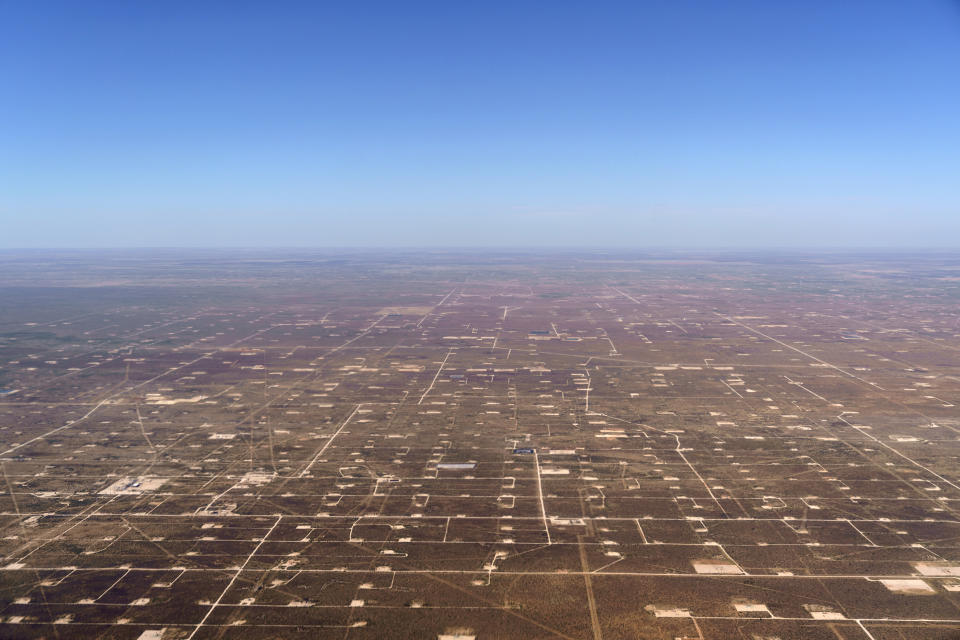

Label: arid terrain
[3,249,960,639]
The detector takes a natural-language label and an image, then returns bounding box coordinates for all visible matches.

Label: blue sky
[2,1,959,248]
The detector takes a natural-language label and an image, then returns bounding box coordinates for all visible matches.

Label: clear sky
[2,1,959,248]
